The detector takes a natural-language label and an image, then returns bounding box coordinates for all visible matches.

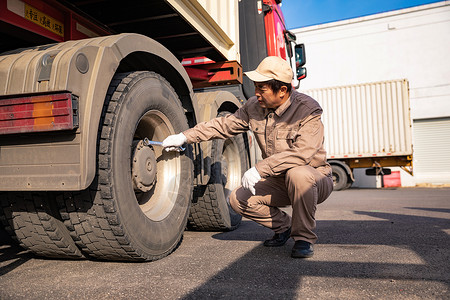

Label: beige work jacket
[183,90,330,178]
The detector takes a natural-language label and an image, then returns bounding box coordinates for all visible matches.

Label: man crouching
[163,56,333,258]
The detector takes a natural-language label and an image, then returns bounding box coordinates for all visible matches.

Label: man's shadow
[181,207,449,299]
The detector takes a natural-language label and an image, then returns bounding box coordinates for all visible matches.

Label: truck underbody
[1,0,226,59]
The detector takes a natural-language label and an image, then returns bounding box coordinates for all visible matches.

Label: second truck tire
[188,112,248,231]
[0,192,83,259]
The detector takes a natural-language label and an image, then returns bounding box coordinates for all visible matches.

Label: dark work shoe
[291,240,314,258]
[263,228,291,247]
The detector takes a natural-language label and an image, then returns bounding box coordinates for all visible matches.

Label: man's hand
[241,167,261,195]
[162,133,187,152]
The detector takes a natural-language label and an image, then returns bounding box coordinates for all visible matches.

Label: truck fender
[0,33,194,191]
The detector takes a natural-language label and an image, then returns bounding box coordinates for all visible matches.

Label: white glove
[162,133,187,152]
[241,167,261,195]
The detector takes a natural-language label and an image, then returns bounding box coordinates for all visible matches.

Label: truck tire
[0,193,17,243]
[0,192,83,259]
[188,112,248,231]
[59,71,193,261]
[331,165,348,191]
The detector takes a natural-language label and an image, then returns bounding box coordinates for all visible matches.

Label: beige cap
[244,56,293,84]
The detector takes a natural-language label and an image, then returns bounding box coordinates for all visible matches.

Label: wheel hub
[132,140,157,192]
[332,174,338,186]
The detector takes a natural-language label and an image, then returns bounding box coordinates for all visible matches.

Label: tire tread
[0,192,83,259]
[58,71,187,261]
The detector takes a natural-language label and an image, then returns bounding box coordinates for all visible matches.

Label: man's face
[254,82,288,109]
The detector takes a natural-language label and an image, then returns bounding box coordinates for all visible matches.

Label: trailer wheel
[0,192,83,259]
[331,165,348,191]
[188,112,247,231]
[59,71,193,261]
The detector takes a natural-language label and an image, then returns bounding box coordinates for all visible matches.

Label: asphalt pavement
[1,187,449,299]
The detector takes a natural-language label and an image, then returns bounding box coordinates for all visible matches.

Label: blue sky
[281,0,444,29]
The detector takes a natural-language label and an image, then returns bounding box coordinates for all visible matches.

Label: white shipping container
[301,79,413,159]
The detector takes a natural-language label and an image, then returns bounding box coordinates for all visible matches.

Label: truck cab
[239,0,306,99]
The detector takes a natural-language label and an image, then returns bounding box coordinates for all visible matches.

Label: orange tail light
[0,92,78,135]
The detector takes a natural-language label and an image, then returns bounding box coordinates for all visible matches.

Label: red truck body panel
[0,0,110,42]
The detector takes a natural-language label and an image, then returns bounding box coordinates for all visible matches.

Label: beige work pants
[229,165,333,244]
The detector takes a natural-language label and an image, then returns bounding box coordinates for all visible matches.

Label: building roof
[292,1,450,33]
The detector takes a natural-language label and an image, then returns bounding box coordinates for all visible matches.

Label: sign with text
[24,4,64,37]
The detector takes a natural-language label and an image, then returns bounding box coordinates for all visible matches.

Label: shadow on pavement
[404,207,450,214]
[181,208,449,299]
[0,230,33,276]
[0,193,449,299]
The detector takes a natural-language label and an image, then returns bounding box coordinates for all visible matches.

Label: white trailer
[302,79,413,190]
